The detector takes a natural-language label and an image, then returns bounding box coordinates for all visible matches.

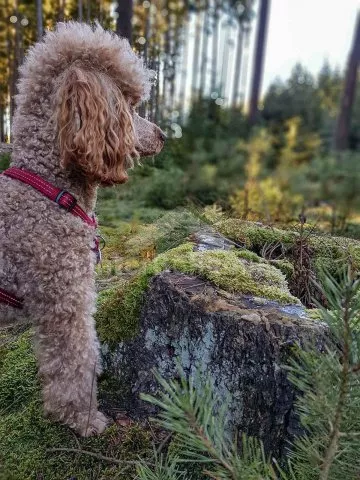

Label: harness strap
[0,287,23,309]
[2,167,97,228]
[0,167,104,309]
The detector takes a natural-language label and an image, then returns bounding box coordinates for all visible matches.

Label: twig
[70,428,81,450]
[351,364,360,374]
[156,432,173,455]
[47,447,145,466]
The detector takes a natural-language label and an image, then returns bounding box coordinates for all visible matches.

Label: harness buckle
[93,234,106,264]
[55,190,77,212]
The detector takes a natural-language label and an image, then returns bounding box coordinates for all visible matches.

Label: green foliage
[229,118,322,223]
[269,259,295,279]
[144,167,186,210]
[291,152,360,232]
[216,218,360,281]
[262,63,325,133]
[125,209,204,256]
[0,153,10,172]
[138,267,360,480]
[91,66,360,230]
[141,369,277,480]
[137,451,191,480]
[216,219,296,251]
[285,267,360,479]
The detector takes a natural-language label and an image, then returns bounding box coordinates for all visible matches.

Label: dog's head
[18,22,165,185]
[55,64,165,185]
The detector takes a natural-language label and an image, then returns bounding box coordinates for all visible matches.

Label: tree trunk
[78,0,83,22]
[98,0,103,24]
[115,0,133,44]
[4,0,12,136]
[138,0,151,118]
[168,13,179,113]
[161,4,171,115]
[154,56,161,123]
[199,3,209,99]
[0,106,5,143]
[178,15,190,123]
[210,0,220,94]
[220,19,231,99]
[58,0,65,21]
[231,24,243,108]
[334,12,360,152]
[10,0,20,131]
[143,0,151,66]
[248,0,271,126]
[86,0,91,23]
[36,0,43,40]
[238,23,251,105]
[191,9,203,101]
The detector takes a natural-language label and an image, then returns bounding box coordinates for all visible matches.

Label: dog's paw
[75,411,110,437]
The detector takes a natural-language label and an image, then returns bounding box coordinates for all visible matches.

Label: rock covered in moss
[103,271,328,459]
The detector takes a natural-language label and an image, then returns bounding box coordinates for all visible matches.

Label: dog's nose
[159,130,167,142]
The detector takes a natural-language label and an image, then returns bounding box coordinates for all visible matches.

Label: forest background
[1,0,360,237]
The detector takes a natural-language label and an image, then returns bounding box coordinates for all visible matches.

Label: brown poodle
[0,22,165,436]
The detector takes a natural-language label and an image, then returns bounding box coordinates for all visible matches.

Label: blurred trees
[248,0,270,125]
[262,64,323,131]
[0,0,255,139]
[116,0,133,43]
[334,12,360,151]
[36,0,43,39]
[1,0,360,235]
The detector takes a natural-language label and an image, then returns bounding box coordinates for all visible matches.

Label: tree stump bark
[102,271,327,458]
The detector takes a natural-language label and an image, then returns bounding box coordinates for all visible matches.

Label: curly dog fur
[0,22,165,436]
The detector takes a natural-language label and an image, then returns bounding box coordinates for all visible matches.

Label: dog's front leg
[29,271,108,436]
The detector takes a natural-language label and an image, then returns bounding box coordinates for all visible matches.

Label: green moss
[96,242,299,345]
[156,244,297,304]
[99,223,134,257]
[0,331,152,480]
[306,309,323,320]
[309,235,360,278]
[0,153,10,172]
[236,249,264,263]
[95,271,154,344]
[98,219,360,345]
[216,219,296,250]
[0,331,38,412]
[216,218,360,282]
[270,259,295,279]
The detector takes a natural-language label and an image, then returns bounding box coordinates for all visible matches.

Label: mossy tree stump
[102,271,327,459]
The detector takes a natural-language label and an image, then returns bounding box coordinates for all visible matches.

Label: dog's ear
[55,66,136,184]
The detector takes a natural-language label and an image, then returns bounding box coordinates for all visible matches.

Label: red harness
[0,167,102,309]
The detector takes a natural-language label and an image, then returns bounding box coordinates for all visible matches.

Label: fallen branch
[47,447,143,466]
